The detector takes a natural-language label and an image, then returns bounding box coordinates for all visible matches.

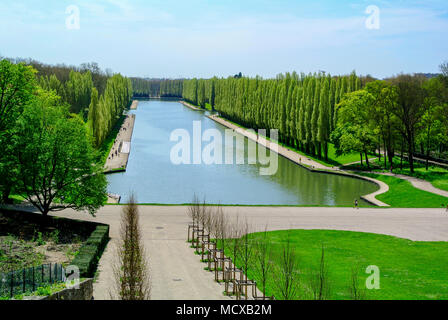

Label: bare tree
[225,214,242,295]
[187,194,201,243]
[254,227,273,300]
[348,264,366,300]
[274,231,300,300]
[440,61,448,78]
[309,245,331,300]
[112,195,151,300]
[237,219,254,299]
[229,215,242,272]
[216,206,229,257]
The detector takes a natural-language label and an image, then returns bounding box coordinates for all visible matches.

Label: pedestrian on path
[354,199,359,209]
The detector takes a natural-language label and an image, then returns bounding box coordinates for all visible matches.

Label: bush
[71,225,109,277]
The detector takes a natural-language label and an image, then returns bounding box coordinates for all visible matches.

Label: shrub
[71,225,109,277]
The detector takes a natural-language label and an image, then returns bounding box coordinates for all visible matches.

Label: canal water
[107,100,378,205]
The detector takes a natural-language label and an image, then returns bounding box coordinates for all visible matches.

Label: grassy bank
[358,173,448,208]
[224,229,448,300]
[344,157,448,192]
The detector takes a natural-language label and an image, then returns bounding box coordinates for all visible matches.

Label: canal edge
[203,113,390,207]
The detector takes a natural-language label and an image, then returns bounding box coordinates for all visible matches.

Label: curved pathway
[376,172,448,198]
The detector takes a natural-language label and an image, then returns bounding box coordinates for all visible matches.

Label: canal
[107,100,378,205]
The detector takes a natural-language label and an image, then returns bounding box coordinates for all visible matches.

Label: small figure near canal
[354,199,359,209]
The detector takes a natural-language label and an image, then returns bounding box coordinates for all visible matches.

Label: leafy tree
[0,60,36,132]
[418,77,447,169]
[332,90,377,168]
[365,80,399,169]
[14,90,107,217]
[318,78,331,160]
[0,59,37,203]
[389,75,426,173]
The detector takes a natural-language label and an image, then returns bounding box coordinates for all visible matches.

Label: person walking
[354,199,359,209]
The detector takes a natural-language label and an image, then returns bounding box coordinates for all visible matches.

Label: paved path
[180,101,201,111]
[104,114,136,173]
[207,114,390,207]
[130,100,139,110]
[377,172,448,198]
[50,205,448,300]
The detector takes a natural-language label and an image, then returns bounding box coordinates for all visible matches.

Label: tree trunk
[324,142,328,161]
[426,126,431,171]
[400,139,404,170]
[365,151,370,170]
[1,185,12,204]
[408,136,415,173]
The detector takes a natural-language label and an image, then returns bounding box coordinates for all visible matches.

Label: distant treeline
[131,78,183,97]
[183,73,364,161]
[3,57,133,148]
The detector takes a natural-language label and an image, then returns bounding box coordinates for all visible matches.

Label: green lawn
[394,166,448,192]
[347,157,448,193]
[224,229,448,300]
[289,143,375,167]
[359,173,448,208]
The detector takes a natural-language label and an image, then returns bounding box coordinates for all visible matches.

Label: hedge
[71,225,110,277]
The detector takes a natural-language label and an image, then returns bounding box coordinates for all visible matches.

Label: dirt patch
[0,236,83,273]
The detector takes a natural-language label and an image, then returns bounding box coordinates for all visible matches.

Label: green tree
[318,78,331,160]
[0,59,37,203]
[365,80,399,170]
[14,90,107,217]
[389,75,426,173]
[331,90,377,168]
[0,60,36,132]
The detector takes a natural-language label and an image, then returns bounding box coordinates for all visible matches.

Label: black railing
[0,263,66,298]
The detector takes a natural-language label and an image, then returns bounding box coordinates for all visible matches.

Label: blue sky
[0,0,447,79]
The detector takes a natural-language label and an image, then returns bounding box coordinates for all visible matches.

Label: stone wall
[36,279,93,300]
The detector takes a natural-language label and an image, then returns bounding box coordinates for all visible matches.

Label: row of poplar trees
[183,72,362,161]
[38,69,132,148]
[131,78,183,98]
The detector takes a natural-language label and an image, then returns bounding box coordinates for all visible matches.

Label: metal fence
[0,263,66,298]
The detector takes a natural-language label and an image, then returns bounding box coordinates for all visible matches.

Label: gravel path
[51,205,448,300]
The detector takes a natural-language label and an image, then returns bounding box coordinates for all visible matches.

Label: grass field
[224,229,448,300]
[393,165,448,192]
[344,157,448,192]
[287,143,375,167]
[358,173,448,208]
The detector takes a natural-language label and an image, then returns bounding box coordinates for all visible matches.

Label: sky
[0,0,447,79]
